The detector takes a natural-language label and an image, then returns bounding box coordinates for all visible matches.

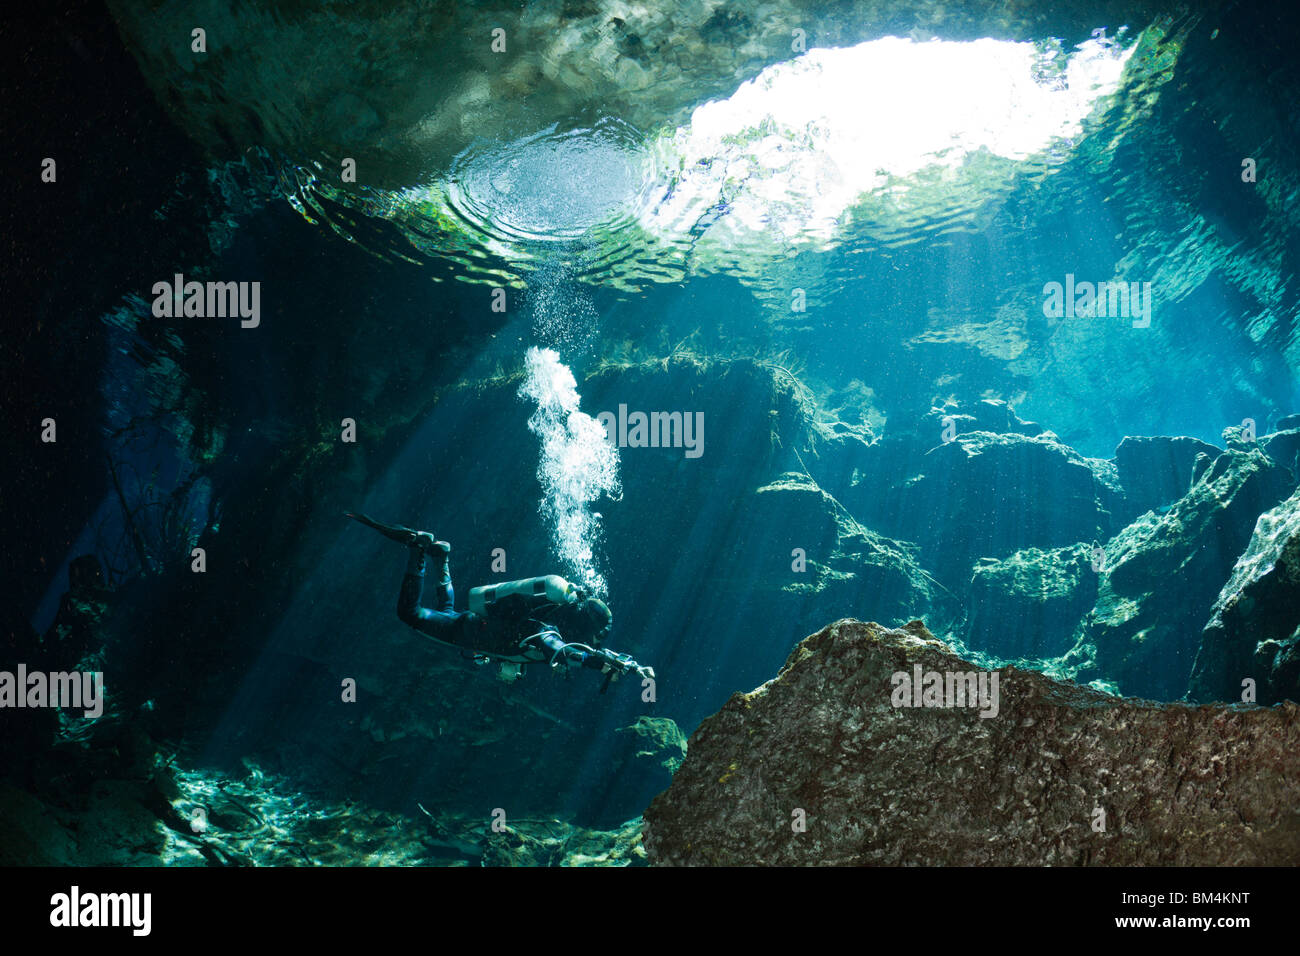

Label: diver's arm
[589,646,655,681]
[529,631,654,680]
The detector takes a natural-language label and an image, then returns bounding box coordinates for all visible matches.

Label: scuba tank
[467,575,580,617]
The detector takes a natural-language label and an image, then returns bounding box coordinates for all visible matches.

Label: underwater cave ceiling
[106,0,1188,287]
[108,0,1167,187]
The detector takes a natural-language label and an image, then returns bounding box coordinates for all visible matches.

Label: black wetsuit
[396,546,604,665]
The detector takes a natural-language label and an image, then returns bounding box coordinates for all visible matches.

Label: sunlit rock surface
[1190,486,1300,706]
[644,619,1300,866]
[739,470,958,633]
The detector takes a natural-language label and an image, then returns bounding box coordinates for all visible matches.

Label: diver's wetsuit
[396,546,482,649]
[396,545,607,667]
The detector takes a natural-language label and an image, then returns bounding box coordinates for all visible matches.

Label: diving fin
[343,512,425,547]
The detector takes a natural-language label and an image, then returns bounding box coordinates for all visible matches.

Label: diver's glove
[588,648,653,682]
[584,648,654,695]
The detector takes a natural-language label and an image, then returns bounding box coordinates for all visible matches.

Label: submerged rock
[1261,426,1300,478]
[617,716,687,773]
[739,471,957,635]
[812,399,1061,548]
[924,398,1043,438]
[644,619,1300,866]
[1190,487,1300,705]
[964,544,1097,660]
[1078,446,1292,699]
[41,554,111,673]
[0,783,79,866]
[1112,435,1221,524]
[481,816,645,867]
[889,429,1121,585]
[0,725,645,866]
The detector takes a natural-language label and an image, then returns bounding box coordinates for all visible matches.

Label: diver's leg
[397,546,427,621]
[397,544,462,640]
[427,542,454,612]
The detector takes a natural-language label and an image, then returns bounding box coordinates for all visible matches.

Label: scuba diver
[346,513,654,692]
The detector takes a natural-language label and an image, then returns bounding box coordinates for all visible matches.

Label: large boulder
[1189,487,1300,705]
[644,619,1300,866]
